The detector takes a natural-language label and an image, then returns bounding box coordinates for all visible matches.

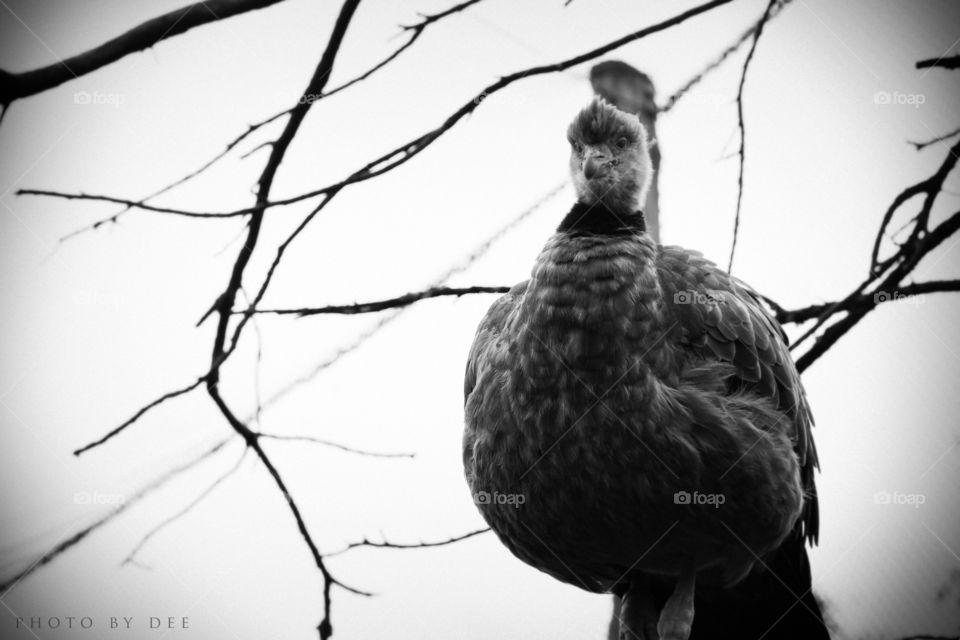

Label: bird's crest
[567,97,646,147]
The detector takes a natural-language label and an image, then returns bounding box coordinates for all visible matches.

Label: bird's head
[567,98,652,214]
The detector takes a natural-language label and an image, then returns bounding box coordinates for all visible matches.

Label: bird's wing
[656,245,819,544]
[465,281,528,403]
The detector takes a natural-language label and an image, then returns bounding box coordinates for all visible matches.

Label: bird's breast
[475,232,678,481]
[516,232,669,381]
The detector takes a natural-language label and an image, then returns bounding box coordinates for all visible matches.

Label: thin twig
[258,433,416,458]
[208,386,373,640]
[325,528,490,557]
[869,137,960,274]
[777,280,960,324]
[727,0,779,274]
[794,211,960,372]
[908,126,960,151]
[661,0,792,113]
[238,141,274,160]
[73,377,206,456]
[248,286,511,317]
[19,189,253,218]
[0,438,232,592]
[121,446,249,568]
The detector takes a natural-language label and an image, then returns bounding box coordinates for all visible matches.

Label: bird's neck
[556,200,647,236]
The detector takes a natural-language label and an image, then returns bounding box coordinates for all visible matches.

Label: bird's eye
[615,137,628,149]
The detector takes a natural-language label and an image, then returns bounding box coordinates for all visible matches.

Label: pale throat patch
[571,154,652,213]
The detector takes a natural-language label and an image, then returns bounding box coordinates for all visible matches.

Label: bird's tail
[685,525,830,640]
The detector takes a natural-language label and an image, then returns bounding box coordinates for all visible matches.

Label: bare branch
[727,0,779,273]
[19,189,251,219]
[326,528,490,557]
[248,286,511,317]
[795,210,960,372]
[0,0,289,104]
[767,125,960,372]
[73,377,206,456]
[777,280,960,325]
[202,0,361,348]
[207,385,372,640]
[201,2,368,637]
[869,137,960,273]
[258,432,416,459]
[238,141,274,160]
[147,110,289,195]
[122,446,249,568]
[908,126,960,151]
[22,184,319,219]
[0,438,232,593]
[916,54,960,71]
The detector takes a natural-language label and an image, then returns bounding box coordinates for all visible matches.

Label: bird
[462,98,829,640]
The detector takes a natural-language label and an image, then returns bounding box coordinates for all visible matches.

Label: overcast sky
[1,0,959,638]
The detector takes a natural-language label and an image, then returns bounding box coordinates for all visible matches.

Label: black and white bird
[463,98,829,639]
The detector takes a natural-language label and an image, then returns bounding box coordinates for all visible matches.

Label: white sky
[1,1,959,639]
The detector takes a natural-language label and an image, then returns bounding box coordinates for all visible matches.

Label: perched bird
[463,98,829,639]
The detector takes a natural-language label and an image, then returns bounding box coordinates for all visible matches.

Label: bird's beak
[583,156,601,180]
